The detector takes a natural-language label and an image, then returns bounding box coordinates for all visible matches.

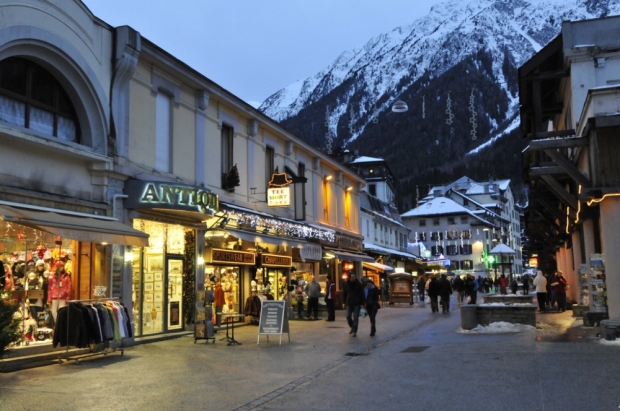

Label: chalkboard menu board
[257,300,290,345]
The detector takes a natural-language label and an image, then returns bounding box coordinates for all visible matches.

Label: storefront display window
[132,219,192,336]
[1,220,111,347]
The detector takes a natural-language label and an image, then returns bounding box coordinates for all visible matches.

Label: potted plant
[224,164,240,192]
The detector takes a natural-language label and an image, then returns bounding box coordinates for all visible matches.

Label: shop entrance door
[166,256,184,331]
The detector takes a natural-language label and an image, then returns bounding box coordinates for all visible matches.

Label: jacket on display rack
[53,300,132,348]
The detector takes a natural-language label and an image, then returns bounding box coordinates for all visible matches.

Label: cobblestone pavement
[1,296,618,411]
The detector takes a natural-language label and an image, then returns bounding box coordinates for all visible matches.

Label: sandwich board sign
[257,300,290,345]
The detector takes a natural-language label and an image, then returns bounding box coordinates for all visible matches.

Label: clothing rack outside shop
[59,297,124,364]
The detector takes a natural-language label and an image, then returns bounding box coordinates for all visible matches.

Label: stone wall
[476,306,536,327]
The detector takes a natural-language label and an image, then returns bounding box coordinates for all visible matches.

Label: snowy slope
[259,0,620,145]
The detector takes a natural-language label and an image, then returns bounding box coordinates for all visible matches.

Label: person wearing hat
[363,277,380,337]
[533,270,547,312]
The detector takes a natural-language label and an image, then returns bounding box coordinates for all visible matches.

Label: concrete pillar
[571,231,583,302]
[599,198,620,320]
[582,218,596,262]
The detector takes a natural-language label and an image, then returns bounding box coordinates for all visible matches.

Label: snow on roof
[466,183,487,195]
[401,197,498,228]
[363,242,419,259]
[350,156,384,164]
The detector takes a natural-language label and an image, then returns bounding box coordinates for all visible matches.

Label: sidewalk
[1,298,618,411]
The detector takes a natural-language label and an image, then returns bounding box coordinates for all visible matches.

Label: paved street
[2,297,619,411]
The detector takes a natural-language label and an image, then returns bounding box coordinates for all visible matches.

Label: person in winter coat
[417,274,427,304]
[363,277,380,336]
[343,273,365,337]
[437,274,453,313]
[510,278,518,294]
[522,273,531,295]
[427,275,439,313]
[304,275,322,320]
[464,274,479,304]
[533,270,548,312]
[453,275,465,305]
[551,270,568,312]
[499,274,508,295]
[324,275,336,321]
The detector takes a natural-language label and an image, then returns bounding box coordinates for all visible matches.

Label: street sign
[257,300,290,345]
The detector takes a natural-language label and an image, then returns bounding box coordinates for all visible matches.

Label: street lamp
[391,100,408,113]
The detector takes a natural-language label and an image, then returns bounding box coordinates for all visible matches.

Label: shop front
[292,243,322,315]
[123,179,218,337]
[0,202,148,353]
[321,232,373,307]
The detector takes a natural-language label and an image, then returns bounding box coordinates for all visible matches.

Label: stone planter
[460,304,537,330]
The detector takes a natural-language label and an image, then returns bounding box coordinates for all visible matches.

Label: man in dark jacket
[465,274,479,304]
[343,273,365,337]
[363,277,380,336]
[437,274,453,313]
[417,274,426,303]
[453,275,465,305]
[427,275,439,313]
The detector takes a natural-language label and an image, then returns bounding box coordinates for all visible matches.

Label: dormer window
[0,57,79,142]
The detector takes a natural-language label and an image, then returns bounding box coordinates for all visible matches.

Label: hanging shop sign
[267,172,293,208]
[261,253,293,268]
[337,234,363,252]
[205,248,255,265]
[267,187,291,207]
[124,179,218,215]
[293,244,322,262]
[426,258,451,268]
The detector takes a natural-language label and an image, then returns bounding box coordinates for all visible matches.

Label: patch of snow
[598,338,620,345]
[458,321,537,333]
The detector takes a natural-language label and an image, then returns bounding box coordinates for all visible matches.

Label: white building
[401,177,522,278]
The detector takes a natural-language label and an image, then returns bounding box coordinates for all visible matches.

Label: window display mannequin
[1,263,13,291]
[11,261,26,290]
[25,265,44,319]
[214,280,224,326]
[47,265,72,321]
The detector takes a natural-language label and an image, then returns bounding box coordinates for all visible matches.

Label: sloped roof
[350,156,384,164]
[401,196,497,228]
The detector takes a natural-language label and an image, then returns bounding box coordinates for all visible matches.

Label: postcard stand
[58,297,124,364]
[194,289,215,344]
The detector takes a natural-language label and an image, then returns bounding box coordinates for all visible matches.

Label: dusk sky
[83,0,445,106]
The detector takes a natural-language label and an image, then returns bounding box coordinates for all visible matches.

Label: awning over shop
[0,203,149,247]
[363,242,420,259]
[324,248,374,263]
[363,261,394,272]
[226,228,305,248]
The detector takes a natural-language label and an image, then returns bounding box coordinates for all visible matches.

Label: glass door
[166,257,184,330]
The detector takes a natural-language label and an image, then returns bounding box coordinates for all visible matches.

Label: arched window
[0,57,80,142]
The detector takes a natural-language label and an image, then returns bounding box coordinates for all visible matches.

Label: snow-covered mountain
[259,0,619,208]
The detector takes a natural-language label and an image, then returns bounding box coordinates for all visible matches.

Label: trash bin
[460,305,478,330]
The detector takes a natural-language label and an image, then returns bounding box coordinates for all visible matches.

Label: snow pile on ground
[478,303,535,306]
[458,321,537,333]
[597,338,620,345]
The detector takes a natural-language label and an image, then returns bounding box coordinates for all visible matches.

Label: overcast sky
[83,0,444,106]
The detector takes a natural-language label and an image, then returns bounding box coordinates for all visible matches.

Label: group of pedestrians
[342,273,381,337]
[533,270,568,312]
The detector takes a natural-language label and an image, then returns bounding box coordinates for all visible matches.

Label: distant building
[401,176,522,278]
[346,156,422,282]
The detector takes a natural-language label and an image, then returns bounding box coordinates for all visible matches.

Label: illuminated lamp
[324,175,333,182]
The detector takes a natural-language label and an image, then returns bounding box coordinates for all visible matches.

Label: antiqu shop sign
[124,179,218,214]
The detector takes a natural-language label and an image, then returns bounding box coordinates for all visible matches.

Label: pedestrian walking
[545,273,552,308]
[522,273,531,295]
[499,274,508,295]
[343,273,365,337]
[381,278,390,307]
[417,274,426,304]
[324,275,336,321]
[363,277,380,336]
[453,275,465,305]
[465,274,479,304]
[493,276,500,293]
[533,270,547,312]
[427,275,439,313]
[551,270,568,312]
[305,275,321,320]
[510,278,518,295]
[437,274,453,313]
